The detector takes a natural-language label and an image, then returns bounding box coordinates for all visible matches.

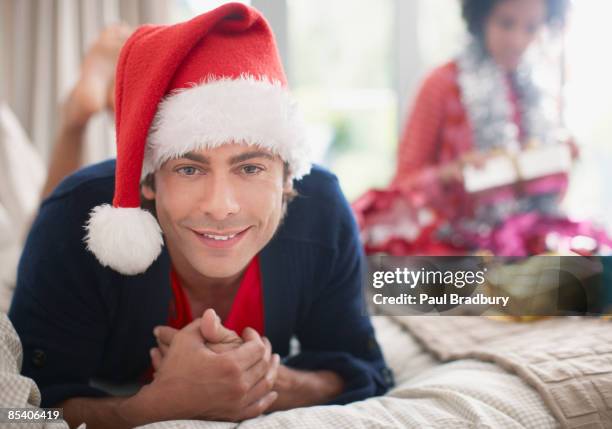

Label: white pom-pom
[85,204,163,275]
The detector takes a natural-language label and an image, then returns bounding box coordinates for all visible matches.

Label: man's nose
[200,175,240,221]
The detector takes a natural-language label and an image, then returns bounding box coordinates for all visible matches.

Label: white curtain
[0,0,172,164]
[0,0,172,310]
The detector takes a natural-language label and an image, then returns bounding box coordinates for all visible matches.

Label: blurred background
[0,0,610,225]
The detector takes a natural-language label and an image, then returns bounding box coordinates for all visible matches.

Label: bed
[7,309,612,429]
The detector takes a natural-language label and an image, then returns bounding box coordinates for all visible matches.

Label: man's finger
[199,309,241,345]
[154,325,178,347]
[238,391,278,421]
[155,318,213,356]
[156,337,169,356]
[150,347,163,371]
[225,327,267,370]
[243,353,280,407]
[262,336,272,353]
[240,336,273,388]
[242,327,262,343]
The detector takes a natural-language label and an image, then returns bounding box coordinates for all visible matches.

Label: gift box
[463,143,572,193]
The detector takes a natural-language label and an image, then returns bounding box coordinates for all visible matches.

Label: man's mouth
[191,227,251,249]
[202,232,238,241]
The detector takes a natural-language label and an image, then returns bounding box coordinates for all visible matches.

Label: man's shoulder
[42,159,115,214]
[46,159,116,205]
[276,165,358,250]
[293,164,340,199]
[31,160,117,263]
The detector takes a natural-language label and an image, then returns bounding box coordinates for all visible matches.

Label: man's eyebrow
[229,151,275,164]
[180,152,210,164]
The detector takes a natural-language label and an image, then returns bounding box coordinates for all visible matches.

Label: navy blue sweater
[9,160,393,408]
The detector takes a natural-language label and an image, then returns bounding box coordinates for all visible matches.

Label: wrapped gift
[352,189,466,255]
[463,155,517,193]
[518,143,572,181]
[463,143,572,193]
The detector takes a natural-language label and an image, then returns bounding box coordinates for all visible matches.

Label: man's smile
[190,226,252,249]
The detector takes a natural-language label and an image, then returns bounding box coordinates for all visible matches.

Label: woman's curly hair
[461,0,569,38]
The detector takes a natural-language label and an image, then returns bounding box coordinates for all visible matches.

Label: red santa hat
[85,3,310,275]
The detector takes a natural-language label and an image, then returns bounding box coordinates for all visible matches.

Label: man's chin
[189,257,251,281]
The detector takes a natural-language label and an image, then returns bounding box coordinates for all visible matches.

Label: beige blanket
[2,312,557,428]
[394,316,612,429]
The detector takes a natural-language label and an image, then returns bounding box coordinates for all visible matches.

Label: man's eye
[241,165,263,175]
[176,166,200,176]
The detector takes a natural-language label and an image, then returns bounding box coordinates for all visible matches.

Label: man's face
[142,143,290,281]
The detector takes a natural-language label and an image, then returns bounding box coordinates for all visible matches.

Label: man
[9,3,392,429]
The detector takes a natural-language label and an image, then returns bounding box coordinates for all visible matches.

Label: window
[562,0,612,230]
[171,0,250,23]
[287,0,396,200]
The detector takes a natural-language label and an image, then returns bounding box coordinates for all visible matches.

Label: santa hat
[85,3,310,275]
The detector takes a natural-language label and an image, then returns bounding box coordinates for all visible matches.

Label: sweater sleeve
[8,189,112,407]
[284,180,394,405]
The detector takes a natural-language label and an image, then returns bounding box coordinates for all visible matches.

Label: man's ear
[141,174,156,200]
[142,185,155,200]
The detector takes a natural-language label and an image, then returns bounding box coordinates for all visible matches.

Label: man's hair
[140,161,297,219]
[461,0,569,38]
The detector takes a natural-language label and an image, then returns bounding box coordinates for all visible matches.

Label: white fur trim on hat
[142,75,311,181]
[85,204,163,275]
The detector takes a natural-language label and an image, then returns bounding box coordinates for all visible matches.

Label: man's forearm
[60,396,132,429]
[296,369,344,405]
[59,385,168,429]
[270,367,345,412]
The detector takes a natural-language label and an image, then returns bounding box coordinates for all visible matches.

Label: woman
[355,0,610,256]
